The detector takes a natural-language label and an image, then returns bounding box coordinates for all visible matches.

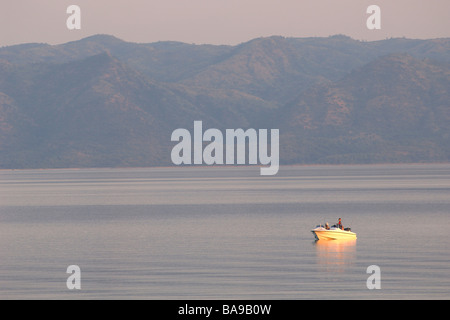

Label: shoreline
[1,162,450,172]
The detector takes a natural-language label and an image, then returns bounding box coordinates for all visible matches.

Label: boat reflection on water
[314,239,356,273]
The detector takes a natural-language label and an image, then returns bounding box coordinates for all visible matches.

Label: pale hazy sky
[1,0,449,47]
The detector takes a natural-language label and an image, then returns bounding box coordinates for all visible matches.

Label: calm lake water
[0,164,449,299]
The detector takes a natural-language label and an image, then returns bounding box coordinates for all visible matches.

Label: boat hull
[311,227,357,241]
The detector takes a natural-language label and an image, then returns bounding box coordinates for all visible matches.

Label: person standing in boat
[337,218,343,230]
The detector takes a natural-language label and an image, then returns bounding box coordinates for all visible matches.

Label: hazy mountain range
[0,34,449,169]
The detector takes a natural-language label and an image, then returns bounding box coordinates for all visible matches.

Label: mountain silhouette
[0,35,449,168]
